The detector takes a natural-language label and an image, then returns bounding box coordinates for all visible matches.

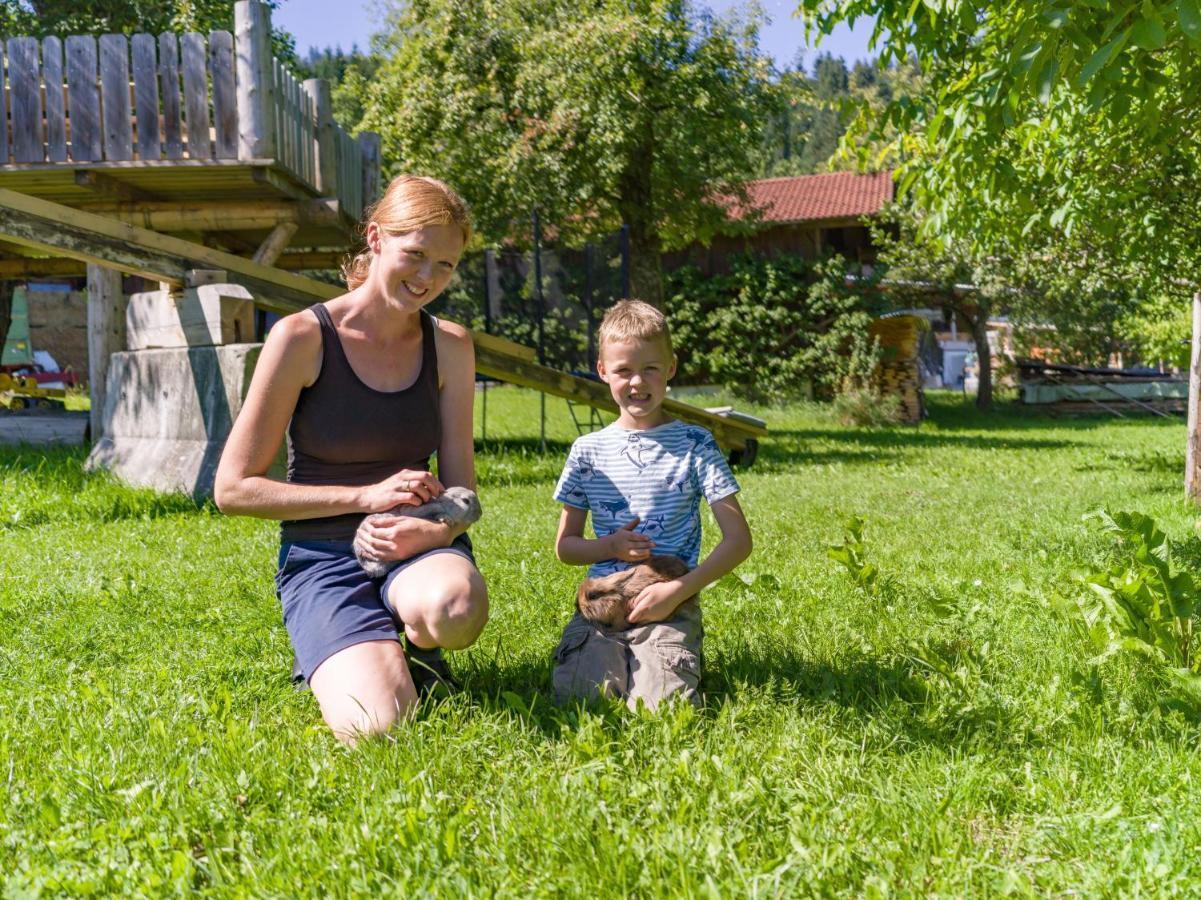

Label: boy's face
[597,337,677,427]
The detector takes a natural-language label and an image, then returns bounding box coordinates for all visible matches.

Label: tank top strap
[307,302,339,370]
[420,309,439,388]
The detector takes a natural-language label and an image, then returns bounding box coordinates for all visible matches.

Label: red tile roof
[736,171,894,224]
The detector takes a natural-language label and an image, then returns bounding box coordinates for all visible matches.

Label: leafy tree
[349,0,777,306]
[797,0,1201,302]
[871,206,1145,409]
[0,1,297,65]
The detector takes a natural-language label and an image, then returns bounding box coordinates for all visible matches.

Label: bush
[664,253,882,403]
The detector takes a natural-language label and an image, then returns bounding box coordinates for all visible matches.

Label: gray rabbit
[354,486,482,578]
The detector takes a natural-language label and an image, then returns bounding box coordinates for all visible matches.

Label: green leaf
[1077,35,1123,86]
[1179,0,1201,43]
[1036,57,1058,103]
[1130,14,1167,49]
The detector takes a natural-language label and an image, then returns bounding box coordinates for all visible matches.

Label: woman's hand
[354,515,446,563]
[358,469,444,514]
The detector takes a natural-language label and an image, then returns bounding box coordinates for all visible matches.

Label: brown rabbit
[576,555,693,631]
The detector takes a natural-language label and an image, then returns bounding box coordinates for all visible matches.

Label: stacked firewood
[868,315,927,424]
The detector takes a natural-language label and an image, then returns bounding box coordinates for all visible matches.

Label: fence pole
[533,210,546,453]
[233,0,276,160]
[584,242,596,372]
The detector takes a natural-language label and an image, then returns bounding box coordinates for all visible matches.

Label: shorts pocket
[551,626,595,702]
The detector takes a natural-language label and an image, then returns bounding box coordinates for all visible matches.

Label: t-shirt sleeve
[691,430,740,504]
[553,441,590,509]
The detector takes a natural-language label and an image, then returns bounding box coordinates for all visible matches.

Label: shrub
[664,253,882,403]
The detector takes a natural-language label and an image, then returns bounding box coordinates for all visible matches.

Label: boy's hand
[605,518,654,562]
[626,580,689,625]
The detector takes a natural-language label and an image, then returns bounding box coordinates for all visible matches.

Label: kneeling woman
[215,176,487,743]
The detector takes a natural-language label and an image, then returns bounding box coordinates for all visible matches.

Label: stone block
[86,343,283,499]
[126,283,255,350]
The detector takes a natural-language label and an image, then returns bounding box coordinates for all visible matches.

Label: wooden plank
[98,34,133,161]
[42,38,68,163]
[158,33,183,159]
[87,262,125,440]
[8,38,44,163]
[66,37,102,161]
[131,34,161,161]
[208,31,237,159]
[180,33,211,160]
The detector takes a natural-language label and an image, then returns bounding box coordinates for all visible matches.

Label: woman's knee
[309,640,417,743]
[423,574,488,649]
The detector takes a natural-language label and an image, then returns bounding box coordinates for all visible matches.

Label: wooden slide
[0,188,765,459]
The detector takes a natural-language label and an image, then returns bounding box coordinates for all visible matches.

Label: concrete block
[126,283,255,350]
[86,342,283,499]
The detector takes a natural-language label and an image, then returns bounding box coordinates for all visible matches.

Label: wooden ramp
[0,188,765,457]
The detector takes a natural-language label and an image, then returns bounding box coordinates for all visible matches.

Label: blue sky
[274,0,878,70]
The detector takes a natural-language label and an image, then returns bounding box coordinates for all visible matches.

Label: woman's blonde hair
[342,175,473,289]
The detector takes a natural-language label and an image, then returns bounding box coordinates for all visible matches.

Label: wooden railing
[0,0,376,221]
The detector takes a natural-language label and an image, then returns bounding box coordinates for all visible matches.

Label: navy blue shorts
[275,533,476,682]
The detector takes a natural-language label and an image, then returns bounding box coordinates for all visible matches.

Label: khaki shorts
[551,599,703,711]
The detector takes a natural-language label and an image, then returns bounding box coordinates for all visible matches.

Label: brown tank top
[281,303,441,542]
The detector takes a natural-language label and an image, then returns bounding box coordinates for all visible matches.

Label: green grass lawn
[2,388,1199,895]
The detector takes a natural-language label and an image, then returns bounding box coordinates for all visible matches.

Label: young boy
[551,300,753,710]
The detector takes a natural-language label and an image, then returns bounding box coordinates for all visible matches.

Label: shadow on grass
[457,641,1015,751]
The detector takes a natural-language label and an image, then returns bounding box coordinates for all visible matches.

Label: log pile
[868,315,927,424]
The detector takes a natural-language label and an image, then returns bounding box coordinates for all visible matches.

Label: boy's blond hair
[598,299,673,356]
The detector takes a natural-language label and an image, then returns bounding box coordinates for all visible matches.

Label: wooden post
[234,0,276,160]
[1186,291,1201,500]
[359,131,381,207]
[303,79,336,195]
[87,264,125,442]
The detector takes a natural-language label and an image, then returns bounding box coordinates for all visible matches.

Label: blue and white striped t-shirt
[553,419,740,577]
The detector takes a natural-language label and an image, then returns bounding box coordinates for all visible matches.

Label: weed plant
[2,390,1201,894]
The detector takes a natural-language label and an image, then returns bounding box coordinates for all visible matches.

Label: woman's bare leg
[308,639,417,744]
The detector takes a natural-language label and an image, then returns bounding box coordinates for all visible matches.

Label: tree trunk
[617,125,663,307]
[0,281,13,359]
[1186,291,1201,501]
[969,306,993,411]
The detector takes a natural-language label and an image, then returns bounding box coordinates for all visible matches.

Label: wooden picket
[8,38,43,163]
[42,38,67,163]
[159,33,184,160]
[131,33,161,160]
[99,34,133,161]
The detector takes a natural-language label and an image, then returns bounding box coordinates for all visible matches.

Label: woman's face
[367,222,464,309]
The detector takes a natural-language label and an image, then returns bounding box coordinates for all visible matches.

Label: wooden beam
[0,258,86,278]
[271,250,345,270]
[74,169,158,202]
[87,264,124,441]
[73,199,341,231]
[252,222,298,266]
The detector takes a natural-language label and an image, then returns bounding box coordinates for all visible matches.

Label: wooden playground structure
[0,1,763,491]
